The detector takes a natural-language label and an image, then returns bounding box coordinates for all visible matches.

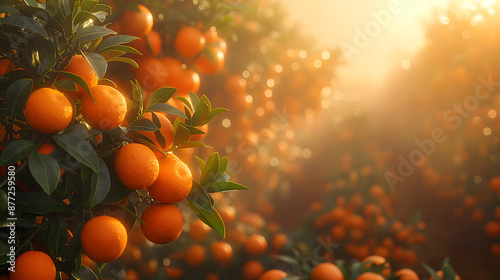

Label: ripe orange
[429,270,461,280]
[355,272,384,280]
[204,27,219,43]
[485,220,500,238]
[135,57,168,91]
[489,176,500,192]
[121,4,153,37]
[175,26,206,58]
[189,219,211,242]
[195,46,225,74]
[161,56,183,84]
[80,85,127,130]
[135,112,174,151]
[173,67,200,95]
[311,262,344,280]
[190,123,208,142]
[81,216,127,263]
[245,234,268,257]
[24,88,73,134]
[225,75,247,95]
[114,143,159,190]
[211,241,233,265]
[141,203,183,244]
[148,153,192,203]
[9,251,56,280]
[218,205,236,225]
[61,55,98,99]
[82,254,96,270]
[491,243,500,258]
[165,266,183,279]
[395,268,419,280]
[185,244,206,267]
[259,269,288,280]
[271,233,289,251]
[363,255,390,277]
[129,29,162,58]
[242,260,265,280]
[125,269,139,280]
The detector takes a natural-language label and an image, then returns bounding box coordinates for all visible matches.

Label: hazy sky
[276,0,454,86]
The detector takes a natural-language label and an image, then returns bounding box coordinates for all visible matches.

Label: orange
[363,255,390,277]
[190,123,208,142]
[38,141,65,177]
[61,55,98,99]
[491,243,500,258]
[9,251,56,280]
[195,46,225,74]
[189,219,211,242]
[355,272,384,280]
[485,220,500,238]
[24,88,73,134]
[175,26,206,58]
[185,244,206,267]
[135,57,168,91]
[161,56,183,84]
[259,269,287,280]
[164,266,183,279]
[204,27,219,43]
[141,203,183,244]
[125,269,139,280]
[245,234,268,257]
[271,233,289,251]
[311,262,344,280]
[173,67,200,95]
[121,4,153,37]
[114,143,159,190]
[225,75,247,95]
[135,112,174,151]
[211,241,233,265]
[148,153,192,203]
[395,269,419,280]
[330,225,346,242]
[82,254,96,270]
[429,271,461,280]
[81,216,127,263]
[80,85,127,130]
[218,205,236,225]
[129,29,162,58]
[242,260,265,280]
[490,176,500,192]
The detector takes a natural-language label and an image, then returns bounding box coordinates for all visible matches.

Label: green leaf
[53,133,99,172]
[24,0,39,7]
[200,153,219,186]
[216,157,228,180]
[205,108,229,125]
[189,91,200,109]
[176,96,193,112]
[422,262,440,280]
[176,141,210,149]
[173,122,191,147]
[94,35,139,53]
[0,15,49,39]
[35,37,56,74]
[28,151,60,195]
[83,52,107,80]
[93,3,112,14]
[0,139,36,166]
[195,156,206,170]
[187,181,212,213]
[54,79,78,91]
[192,103,210,127]
[101,172,132,204]
[101,44,141,55]
[72,265,98,280]
[66,173,84,194]
[146,87,177,109]
[82,159,111,209]
[14,4,65,34]
[17,192,70,214]
[72,26,115,43]
[187,200,225,238]
[73,11,102,27]
[145,103,186,119]
[53,71,92,97]
[441,258,457,280]
[128,118,158,132]
[6,78,32,118]
[106,56,139,68]
[127,80,143,123]
[205,181,248,193]
[99,50,126,61]
[62,224,83,262]
[48,217,67,257]
[80,0,98,11]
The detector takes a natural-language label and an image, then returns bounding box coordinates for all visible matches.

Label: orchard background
[1,0,500,279]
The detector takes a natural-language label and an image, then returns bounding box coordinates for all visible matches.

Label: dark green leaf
[48,217,67,257]
[94,35,138,53]
[0,139,36,166]
[128,80,143,123]
[187,181,212,213]
[216,157,228,179]
[205,181,248,193]
[72,26,115,43]
[192,103,210,127]
[65,123,91,139]
[14,4,65,34]
[1,15,49,39]
[200,152,219,186]
[82,159,110,209]
[128,118,158,132]
[72,265,98,280]
[146,87,177,109]
[101,172,132,204]
[17,192,70,214]
[83,52,107,80]
[80,0,98,11]
[189,91,200,109]
[66,173,84,194]
[28,151,60,195]
[24,0,38,7]
[74,11,102,27]
[145,103,187,119]
[59,0,71,17]
[93,3,112,14]
[106,56,139,68]
[53,133,99,172]
[6,78,32,118]
[176,141,210,149]
[53,70,92,97]
[54,79,78,91]
[35,37,56,74]
[62,224,83,262]
[187,200,225,238]
[99,50,126,61]
[176,96,193,112]
[422,262,440,280]
[173,122,191,147]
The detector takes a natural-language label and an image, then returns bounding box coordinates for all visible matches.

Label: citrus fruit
[135,112,174,151]
[148,153,192,203]
[80,85,127,130]
[141,203,183,244]
[195,46,225,74]
[121,4,153,37]
[259,269,288,280]
[24,88,73,134]
[185,244,205,267]
[242,260,265,280]
[211,241,233,265]
[129,29,162,58]
[9,251,56,280]
[363,255,390,277]
[135,58,168,91]
[355,272,384,280]
[81,216,127,263]
[189,219,211,242]
[114,143,159,190]
[245,234,268,257]
[311,262,344,280]
[271,233,289,251]
[61,54,98,99]
[175,26,206,58]
[395,268,419,280]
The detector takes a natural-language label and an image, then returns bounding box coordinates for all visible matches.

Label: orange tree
[0,0,246,279]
